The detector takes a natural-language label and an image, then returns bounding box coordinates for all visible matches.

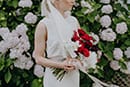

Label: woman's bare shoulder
[35,18,48,36]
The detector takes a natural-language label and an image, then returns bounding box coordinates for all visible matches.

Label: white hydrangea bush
[18,0,33,8]
[77,0,130,79]
[0,23,34,70]
[24,12,38,24]
[0,0,130,86]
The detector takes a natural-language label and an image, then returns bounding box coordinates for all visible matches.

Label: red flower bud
[81,34,93,41]
[85,41,93,47]
[77,45,90,57]
[78,29,86,36]
[71,31,79,42]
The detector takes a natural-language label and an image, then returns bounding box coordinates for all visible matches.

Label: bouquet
[53,29,98,79]
[52,28,110,87]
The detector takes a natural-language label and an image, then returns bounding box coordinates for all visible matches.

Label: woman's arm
[33,21,75,70]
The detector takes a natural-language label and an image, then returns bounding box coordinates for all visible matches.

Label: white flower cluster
[82,52,98,69]
[116,22,128,34]
[99,0,116,42]
[101,5,113,14]
[14,54,34,70]
[80,0,94,14]
[109,47,130,72]
[34,64,44,78]
[0,23,33,70]
[118,0,129,11]
[90,32,100,45]
[124,47,130,58]
[0,28,20,53]
[100,0,110,4]
[110,48,123,71]
[95,14,100,21]
[100,15,111,28]
[113,48,123,60]
[15,9,21,16]
[18,0,33,8]
[110,60,120,70]
[121,62,130,74]
[116,11,124,18]
[24,12,38,24]
[100,28,116,41]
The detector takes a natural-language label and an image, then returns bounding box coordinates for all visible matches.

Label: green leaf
[0,54,5,71]
[0,1,3,7]
[87,11,97,23]
[96,69,104,78]
[22,72,29,78]
[119,61,127,69]
[81,8,87,13]
[0,11,6,21]
[114,3,122,11]
[104,65,115,80]
[0,21,7,27]
[97,57,109,67]
[5,58,12,67]
[31,79,42,87]
[104,51,113,60]
[93,4,101,10]
[121,34,128,38]
[75,11,84,17]
[124,40,130,46]
[12,0,18,8]
[4,69,12,83]
[98,42,105,51]
[120,44,127,50]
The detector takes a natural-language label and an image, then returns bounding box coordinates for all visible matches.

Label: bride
[33,0,81,87]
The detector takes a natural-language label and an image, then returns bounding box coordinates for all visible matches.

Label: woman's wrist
[57,62,64,69]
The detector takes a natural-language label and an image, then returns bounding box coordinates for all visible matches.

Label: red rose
[78,29,86,36]
[82,48,90,57]
[85,41,93,47]
[71,31,79,42]
[78,39,84,45]
[77,45,90,57]
[81,34,93,41]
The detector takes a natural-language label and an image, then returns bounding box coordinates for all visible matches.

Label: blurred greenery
[0,0,130,87]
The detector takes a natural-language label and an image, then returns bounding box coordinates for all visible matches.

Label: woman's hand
[60,57,83,71]
[61,57,75,72]
[71,58,83,69]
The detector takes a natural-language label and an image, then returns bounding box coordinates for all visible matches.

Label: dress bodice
[40,15,79,60]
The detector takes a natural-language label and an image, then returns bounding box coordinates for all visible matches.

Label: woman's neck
[53,3,67,18]
[58,9,67,18]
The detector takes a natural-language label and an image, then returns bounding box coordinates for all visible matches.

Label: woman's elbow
[35,58,42,65]
[32,52,42,65]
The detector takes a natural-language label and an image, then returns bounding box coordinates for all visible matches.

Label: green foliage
[4,69,12,83]
[0,0,130,87]
[72,0,130,86]
[0,0,43,86]
[31,79,43,87]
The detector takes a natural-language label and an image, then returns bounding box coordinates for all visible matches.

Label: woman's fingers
[63,59,75,71]
[64,65,75,71]
[63,57,84,71]
[72,59,83,66]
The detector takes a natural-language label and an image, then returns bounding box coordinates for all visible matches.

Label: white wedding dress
[40,15,80,87]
